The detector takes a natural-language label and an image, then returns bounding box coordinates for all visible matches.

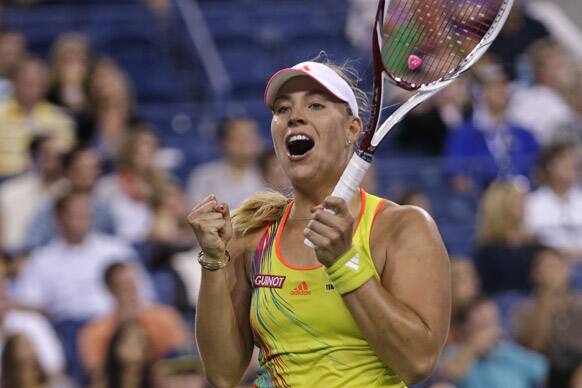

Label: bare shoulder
[371,201,438,244]
[370,201,446,277]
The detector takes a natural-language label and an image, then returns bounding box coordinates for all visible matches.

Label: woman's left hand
[304,196,354,267]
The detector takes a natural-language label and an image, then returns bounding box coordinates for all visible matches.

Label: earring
[346,139,352,145]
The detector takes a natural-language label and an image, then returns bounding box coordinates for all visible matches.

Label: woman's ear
[347,116,363,144]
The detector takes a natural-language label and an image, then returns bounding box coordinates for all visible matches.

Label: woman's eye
[275,106,290,114]
[309,103,324,110]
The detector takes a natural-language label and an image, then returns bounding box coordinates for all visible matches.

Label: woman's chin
[286,165,320,186]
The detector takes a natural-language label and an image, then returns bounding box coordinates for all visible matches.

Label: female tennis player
[188,60,451,387]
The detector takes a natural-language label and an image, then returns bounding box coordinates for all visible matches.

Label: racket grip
[304,154,372,248]
[331,153,372,202]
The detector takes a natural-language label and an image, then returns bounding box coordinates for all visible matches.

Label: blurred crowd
[371,2,582,387]
[0,24,292,387]
[0,0,580,387]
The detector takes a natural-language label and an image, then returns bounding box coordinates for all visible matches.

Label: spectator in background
[150,178,196,248]
[12,190,153,379]
[474,179,541,294]
[47,33,94,144]
[22,146,114,252]
[507,39,579,145]
[361,164,379,196]
[79,261,188,379]
[345,0,376,51]
[450,258,481,317]
[524,142,582,260]
[1,334,75,388]
[96,128,167,244]
[0,56,76,179]
[186,117,263,209]
[148,178,197,312]
[0,277,68,381]
[488,0,549,80]
[437,297,548,388]
[445,63,539,193]
[397,77,473,156]
[0,135,63,253]
[448,258,481,346]
[512,247,582,388]
[258,148,290,195]
[0,30,27,103]
[90,321,155,388]
[86,58,141,171]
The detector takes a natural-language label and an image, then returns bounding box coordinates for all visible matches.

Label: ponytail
[232,191,289,237]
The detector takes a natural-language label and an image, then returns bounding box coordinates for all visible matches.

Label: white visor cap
[264,61,359,118]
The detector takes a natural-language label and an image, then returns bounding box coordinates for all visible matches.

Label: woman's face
[451,260,480,308]
[90,62,129,103]
[56,38,90,72]
[130,133,158,173]
[270,76,361,187]
[547,148,578,187]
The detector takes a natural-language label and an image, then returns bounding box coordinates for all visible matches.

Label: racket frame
[305,0,513,248]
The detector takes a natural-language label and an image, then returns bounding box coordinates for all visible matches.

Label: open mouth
[286,134,315,158]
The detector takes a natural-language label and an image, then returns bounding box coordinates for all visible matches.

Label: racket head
[376,0,512,91]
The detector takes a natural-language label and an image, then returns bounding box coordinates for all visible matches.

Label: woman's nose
[288,109,307,127]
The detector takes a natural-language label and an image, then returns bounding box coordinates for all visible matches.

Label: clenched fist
[187,195,233,262]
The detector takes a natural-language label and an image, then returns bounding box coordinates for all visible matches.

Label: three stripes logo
[290,281,312,296]
[344,253,360,271]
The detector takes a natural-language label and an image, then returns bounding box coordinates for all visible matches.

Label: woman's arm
[346,206,450,384]
[188,197,255,387]
[195,240,254,387]
[306,199,451,385]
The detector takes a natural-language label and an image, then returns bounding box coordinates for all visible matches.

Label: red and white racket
[306,0,513,247]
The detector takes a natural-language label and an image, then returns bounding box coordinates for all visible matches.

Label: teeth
[288,134,311,143]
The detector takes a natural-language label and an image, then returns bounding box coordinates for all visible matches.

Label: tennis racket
[306,0,513,247]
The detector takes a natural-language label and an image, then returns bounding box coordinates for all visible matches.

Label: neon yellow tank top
[249,190,407,388]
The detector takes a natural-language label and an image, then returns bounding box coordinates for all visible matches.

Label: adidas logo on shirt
[345,254,360,271]
[290,281,312,296]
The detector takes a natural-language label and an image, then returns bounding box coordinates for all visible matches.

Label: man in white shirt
[0,278,66,379]
[507,39,579,145]
[12,189,154,380]
[524,143,582,259]
[0,135,63,253]
[186,117,263,209]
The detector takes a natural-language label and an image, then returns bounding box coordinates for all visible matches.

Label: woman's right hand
[187,195,233,261]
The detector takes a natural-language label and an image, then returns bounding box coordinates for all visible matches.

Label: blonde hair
[476,181,527,244]
[232,192,289,237]
[49,32,91,85]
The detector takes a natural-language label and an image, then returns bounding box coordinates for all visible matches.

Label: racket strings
[432,0,484,82]
[380,0,504,89]
[417,0,460,82]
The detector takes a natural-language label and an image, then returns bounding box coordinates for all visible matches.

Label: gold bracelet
[197,250,231,271]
